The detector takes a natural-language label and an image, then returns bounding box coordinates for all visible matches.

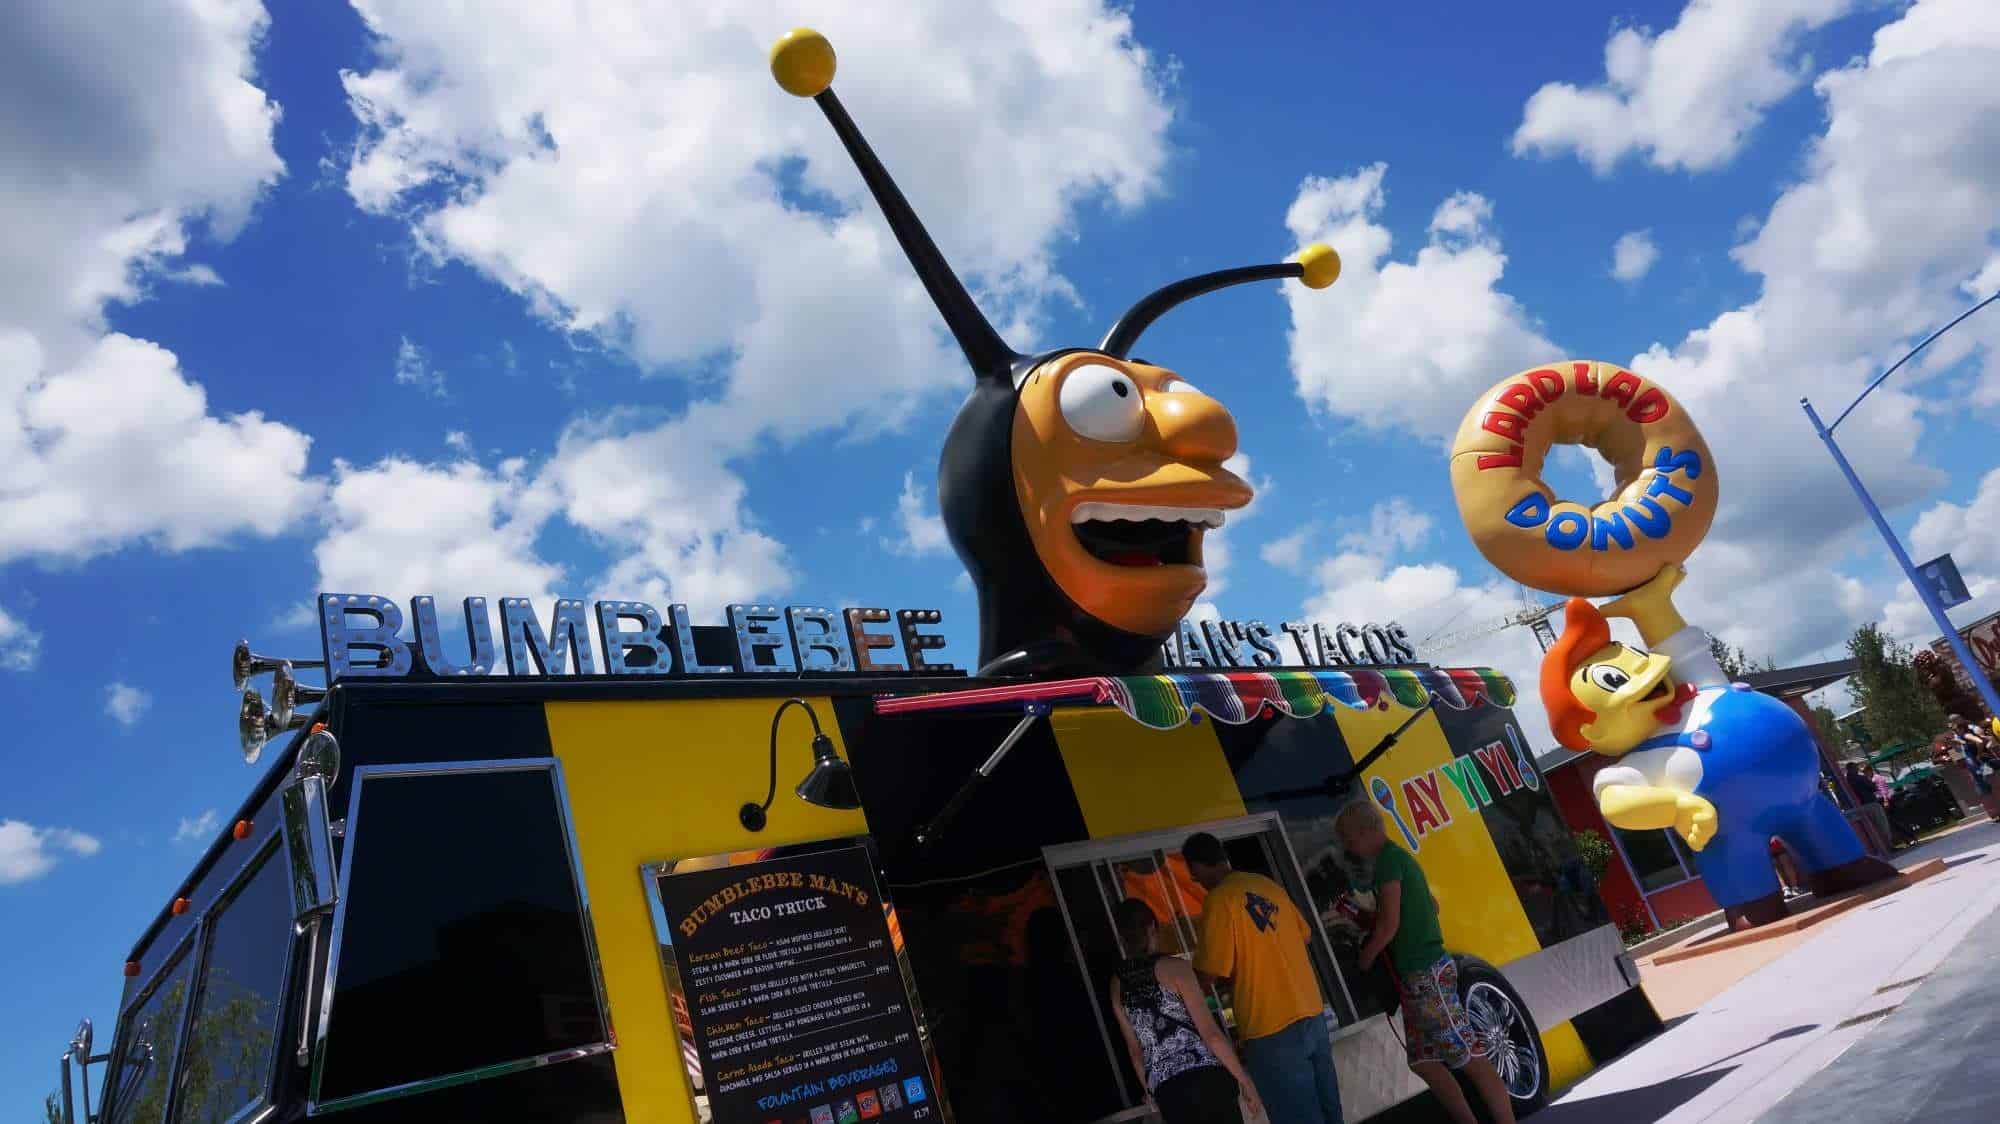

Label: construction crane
[1423,597,1563,657]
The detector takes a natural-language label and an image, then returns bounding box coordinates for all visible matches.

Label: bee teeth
[1069,502,1227,529]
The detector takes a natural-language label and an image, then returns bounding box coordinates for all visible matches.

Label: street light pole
[1799,291,2000,720]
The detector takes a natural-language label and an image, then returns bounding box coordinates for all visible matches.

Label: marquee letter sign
[317,594,954,682]
[1162,617,1418,669]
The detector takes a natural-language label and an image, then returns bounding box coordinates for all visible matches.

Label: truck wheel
[1456,959,1551,1115]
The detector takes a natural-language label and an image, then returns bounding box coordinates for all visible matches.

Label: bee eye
[1058,363,1147,443]
[1588,666,1631,692]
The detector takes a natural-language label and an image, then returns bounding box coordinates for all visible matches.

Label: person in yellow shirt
[1183,832,1342,1124]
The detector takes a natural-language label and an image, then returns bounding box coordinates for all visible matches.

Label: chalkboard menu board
[652,842,942,1124]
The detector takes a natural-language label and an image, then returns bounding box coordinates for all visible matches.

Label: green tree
[1847,624,1946,748]
[1571,829,1613,884]
[1708,635,1776,681]
[44,1091,62,1124]
[1810,704,1846,752]
[104,968,275,1124]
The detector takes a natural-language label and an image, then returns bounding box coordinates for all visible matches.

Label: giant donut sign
[1448,360,1717,597]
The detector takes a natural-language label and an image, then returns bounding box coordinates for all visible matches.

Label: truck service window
[312,763,607,1108]
[170,840,292,1122]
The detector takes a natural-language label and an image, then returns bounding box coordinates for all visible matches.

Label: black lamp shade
[796,734,860,810]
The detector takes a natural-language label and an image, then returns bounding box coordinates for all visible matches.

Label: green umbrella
[1890,765,1938,790]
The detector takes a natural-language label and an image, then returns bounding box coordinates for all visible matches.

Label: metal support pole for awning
[1243,695,1441,804]
[914,703,1049,849]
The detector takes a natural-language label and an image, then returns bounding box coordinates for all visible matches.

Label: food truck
[58,605,1657,1124]
[54,27,1660,1124]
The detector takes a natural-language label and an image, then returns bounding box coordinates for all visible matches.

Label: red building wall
[1546,754,1718,932]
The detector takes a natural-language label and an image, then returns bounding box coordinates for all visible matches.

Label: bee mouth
[1642,681,1670,702]
[1070,503,1225,568]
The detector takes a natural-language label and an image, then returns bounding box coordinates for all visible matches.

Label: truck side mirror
[281,729,341,925]
[282,728,342,1071]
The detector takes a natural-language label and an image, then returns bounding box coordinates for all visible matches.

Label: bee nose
[1149,392,1238,463]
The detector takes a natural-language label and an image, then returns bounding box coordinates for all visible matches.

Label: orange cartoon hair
[1541,598,1611,751]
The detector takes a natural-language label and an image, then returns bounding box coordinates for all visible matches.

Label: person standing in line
[1843,759,1898,854]
[1770,837,1806,900]
[1947,714,2000,819]
[1109,898,1263,1124]
[1335,802,1517,1124]
[1182,832,1342,1124]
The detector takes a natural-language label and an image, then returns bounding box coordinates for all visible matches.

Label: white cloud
[1,0,283,359]
[887,471,950,558]
[315,456,566,607]
[1512,0,1859,174]
[1338,497,1432,555]
[542,418,791,616]
[1260,526,1312,575]
[0,331,322,564]
[166,264,224,287]
[445,429,473,454]
[104,682,151,727]
[1284,165,1558,438]
[0,820,102,885]
[1189,453,1267,618]
[1884,466,2000,643]
[394,336,446,397]
[1289,0,2000,699]
[338,0,1174,614]
[0,1,314,569]
[1626,0,2000,623]
[1611,230,1660,282]
[0,602,41,671]
[173,809,221,845]
[1302,500,1558,745]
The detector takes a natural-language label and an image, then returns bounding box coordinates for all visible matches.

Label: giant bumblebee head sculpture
[773,29,1341,678]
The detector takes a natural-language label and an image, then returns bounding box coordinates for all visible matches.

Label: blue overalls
[1631,684,1865,909]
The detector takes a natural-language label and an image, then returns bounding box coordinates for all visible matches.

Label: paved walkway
[1759,907,2000,1123]
[1535,819,2000,1123]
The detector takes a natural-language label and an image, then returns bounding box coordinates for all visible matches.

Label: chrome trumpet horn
[239,687,272,763]
[271,663,327,728]
[240,687,311,766]
[232,639,324,691]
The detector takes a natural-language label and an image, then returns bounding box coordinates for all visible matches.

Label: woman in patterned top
[1110,897,1264,1123]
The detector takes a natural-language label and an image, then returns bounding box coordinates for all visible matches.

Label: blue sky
[7,0,2000,1107]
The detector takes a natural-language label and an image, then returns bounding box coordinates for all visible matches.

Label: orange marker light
[171,897,191,915]
[124,960,141,977]
[232,819,253,840]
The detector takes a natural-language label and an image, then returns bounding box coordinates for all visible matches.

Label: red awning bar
[874,667,1516,731]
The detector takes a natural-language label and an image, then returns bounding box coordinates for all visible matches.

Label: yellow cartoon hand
[1674,793,1718,852]
[1600,564,1689,646]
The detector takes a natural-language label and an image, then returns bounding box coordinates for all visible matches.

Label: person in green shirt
[1335,801,1516,1124]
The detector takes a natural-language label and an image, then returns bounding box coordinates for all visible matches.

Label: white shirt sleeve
[1655,624,1728,688]
[1591,763,1649,799]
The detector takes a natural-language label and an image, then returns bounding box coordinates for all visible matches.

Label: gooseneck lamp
[741,697,860,831]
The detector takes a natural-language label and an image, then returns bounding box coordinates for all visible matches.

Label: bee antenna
[1100,245,1342,358]
[770,29,1018,378]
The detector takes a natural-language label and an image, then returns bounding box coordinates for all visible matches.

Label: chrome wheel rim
[1465,980,1541,1100]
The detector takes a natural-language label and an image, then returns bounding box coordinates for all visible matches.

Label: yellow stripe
[546,697,870,1124]
[1541,1019,1593,1093]
[1340,706,1543,967]
[1052,708,1244,836]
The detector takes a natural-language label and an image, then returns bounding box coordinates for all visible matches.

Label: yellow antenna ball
[771,28,837,98]
[1293,243,1341,289]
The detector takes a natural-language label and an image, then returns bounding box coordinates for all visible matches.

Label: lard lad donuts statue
[1542,564,1895,926]
[1450,361,1717,597]
[770,29,1341,677]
